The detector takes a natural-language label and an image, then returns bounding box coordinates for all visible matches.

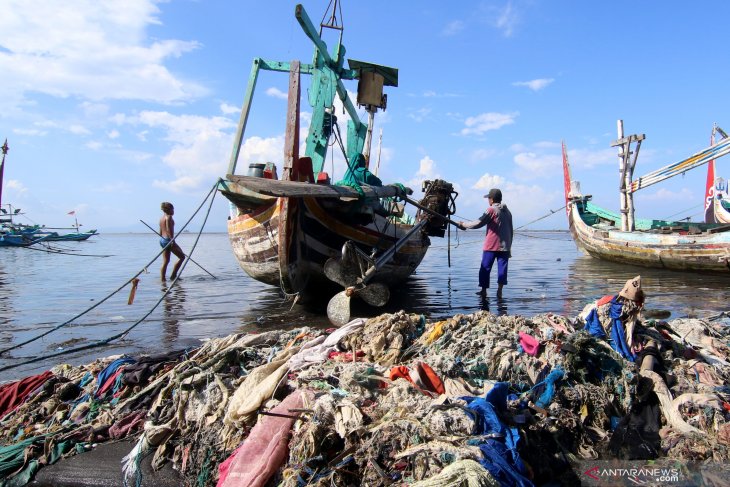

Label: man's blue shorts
[160,237,172,248]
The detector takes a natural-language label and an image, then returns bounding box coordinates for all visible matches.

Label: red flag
[68,210,75,215]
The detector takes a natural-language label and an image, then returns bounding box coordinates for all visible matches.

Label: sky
[1,0,729,234]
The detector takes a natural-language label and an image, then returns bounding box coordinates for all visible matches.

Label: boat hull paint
[712,199,730,224]
[226,195,429,298]
[568,203,730,272]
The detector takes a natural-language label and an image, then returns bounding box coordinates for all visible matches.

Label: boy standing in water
[159,202,185,280]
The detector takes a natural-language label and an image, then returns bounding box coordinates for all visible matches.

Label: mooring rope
[0,180,220,362]
[16,244,112,257]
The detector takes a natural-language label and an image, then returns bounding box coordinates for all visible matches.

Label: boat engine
[418,179,458,237]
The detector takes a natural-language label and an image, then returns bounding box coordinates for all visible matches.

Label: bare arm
[460,211,491,230]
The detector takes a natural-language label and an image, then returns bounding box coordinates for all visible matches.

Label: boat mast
[0,140,7,210]
[612,120,644,231]
[374,128,383,176]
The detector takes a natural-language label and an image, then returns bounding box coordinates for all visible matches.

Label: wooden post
[612,121,644,231]
[362,107,376,168]
[616,120,629,231]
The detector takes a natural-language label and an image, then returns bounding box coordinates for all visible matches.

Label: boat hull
[45,230,98,241]
[225,194,429,299]
[568,202,730,272]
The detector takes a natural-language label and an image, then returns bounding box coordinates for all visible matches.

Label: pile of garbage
[1,281,729,486]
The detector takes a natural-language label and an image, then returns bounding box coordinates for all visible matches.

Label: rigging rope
[0,180,220,361]
[514,205,565,230]
[662,203,703,221]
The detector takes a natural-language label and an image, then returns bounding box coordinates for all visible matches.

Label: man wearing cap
[459,188,514,298]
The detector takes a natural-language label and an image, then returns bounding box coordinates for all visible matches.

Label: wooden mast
[0,140,8,210]
[612,120,644,231]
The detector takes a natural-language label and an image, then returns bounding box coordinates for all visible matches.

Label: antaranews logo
[582,464,682,484]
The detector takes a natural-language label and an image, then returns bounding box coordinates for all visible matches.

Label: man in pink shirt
[459,188,513,298]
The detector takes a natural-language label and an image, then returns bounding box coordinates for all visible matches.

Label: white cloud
[94,181,131,193]
[69,125,91,135]
[495,2,519,37]
[512,78,554,92]
[513,151,561,178]
[408,107,432,123]
[469,148,497,162]
[460,112,518,136]
[457,174,565,228]
[0,0,205,112]
[442,20,465,36]
[220,102,239,115]
[119,110,236,191]
[567,147,617,169]
[5,180,28,193]
[639,187,693,201]
[80,102,110,118]
[265,87,288,100]
[404,155,441,192]
[472,173,506,191]
[534,141,561,149]
[421,90,460,98]
[13,128,47,136]
[107,129,120,139]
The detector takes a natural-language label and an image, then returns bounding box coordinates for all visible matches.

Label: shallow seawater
[1,231,728,381]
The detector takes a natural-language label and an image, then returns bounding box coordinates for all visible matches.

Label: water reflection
[565,254,730,320]
[0,259,14,345]
[161,281,186,344]
[480,295,509,316]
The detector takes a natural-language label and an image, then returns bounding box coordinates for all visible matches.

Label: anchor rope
[0,180,220,362]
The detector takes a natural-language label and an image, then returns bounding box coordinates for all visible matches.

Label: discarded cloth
[218,390,307,487]
[94,356,135,397]
[518,332,540,357]
[389,362,445,397]
[0,370,53,418]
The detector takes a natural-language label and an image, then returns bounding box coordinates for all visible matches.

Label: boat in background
[218,2,460,324]
[0,141,97,245]
[563,120,730,273]
[41,211,98,241]
[704,125,730,224]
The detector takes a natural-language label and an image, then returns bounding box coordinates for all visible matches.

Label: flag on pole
[68,210,75,215]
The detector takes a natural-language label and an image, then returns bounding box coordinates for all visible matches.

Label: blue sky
[1,0,728,233]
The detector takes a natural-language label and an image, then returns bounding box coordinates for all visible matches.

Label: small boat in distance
[0,141,97,245]
[563,120,730,273]
[42,211,98,241]
[218,2,461,324]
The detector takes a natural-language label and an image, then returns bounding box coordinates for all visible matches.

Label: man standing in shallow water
[459,188,514,299]
[159,202,185,281]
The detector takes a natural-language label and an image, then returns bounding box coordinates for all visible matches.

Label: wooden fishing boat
[0,142,98,244]
[563,120,730,273]
[218,3,460,323]
[43,229,98,241]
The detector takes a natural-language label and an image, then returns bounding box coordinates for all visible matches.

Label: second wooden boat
[563,120,730,273]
